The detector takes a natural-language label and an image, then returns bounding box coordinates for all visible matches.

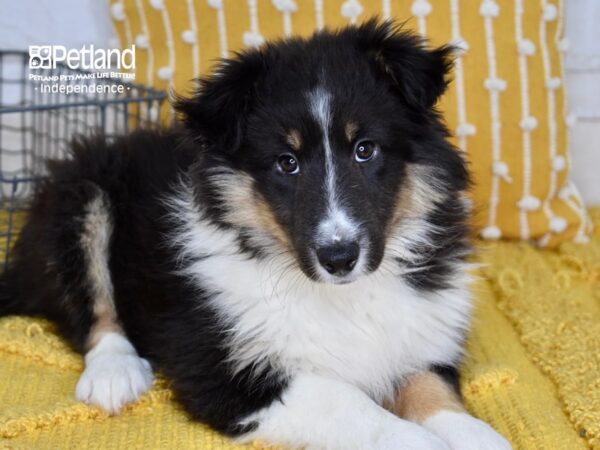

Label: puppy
[0,20,511,449]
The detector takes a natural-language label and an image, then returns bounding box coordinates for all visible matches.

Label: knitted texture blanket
[1,209,599,449]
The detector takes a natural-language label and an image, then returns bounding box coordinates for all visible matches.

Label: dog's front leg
[238,372,450,450]
[392,370,511,450]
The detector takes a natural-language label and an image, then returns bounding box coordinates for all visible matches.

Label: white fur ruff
[167,183,472,403]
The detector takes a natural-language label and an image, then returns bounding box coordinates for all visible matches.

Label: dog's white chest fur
[194,252,470,402]
[170,191,471,401]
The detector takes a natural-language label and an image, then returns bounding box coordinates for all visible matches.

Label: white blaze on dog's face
[177,20,469,287]
[305,87,366,283]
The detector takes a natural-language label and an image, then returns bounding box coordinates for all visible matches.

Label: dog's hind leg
[74,192,154,414]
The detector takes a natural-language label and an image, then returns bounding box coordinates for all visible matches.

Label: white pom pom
[157,66,173,80]
[135,34,149,49]
[549,216,567,233]
[552,155,566,172]
[411,0,432,18]
[481,226,502,240]
[518,39,536,56]
[520,116,538,131]
[272,0,298,12]
[492,161,509,177]
[149,0,164,10]
[559,184,572,200]
[566,113,577,128]
[546,77,562,90]
[181,30,196,44]
[243,31,265,48]
[110,3,125,21]
[207,0,223,9]
[484,77,507,91]
[456,123,476,137]
[543,3,558,21]
[453,37,470,54]
[341,0,363,19]
[480,0,500,18]
[492,161,513,182]
[518,195,541,211]
[558,38,570,52]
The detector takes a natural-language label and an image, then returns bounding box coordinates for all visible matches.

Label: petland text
[29,45,135,71]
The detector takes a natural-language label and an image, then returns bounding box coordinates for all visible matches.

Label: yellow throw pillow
[111,0,591,247]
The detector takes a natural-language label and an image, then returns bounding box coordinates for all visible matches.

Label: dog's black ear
[174,51,265,153]
[354,19,454,109]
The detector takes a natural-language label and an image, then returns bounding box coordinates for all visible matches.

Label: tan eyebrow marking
[345,121,359,143]
[286,129,302,151]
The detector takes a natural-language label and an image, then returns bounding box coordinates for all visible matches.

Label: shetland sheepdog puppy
[1,20,511,450]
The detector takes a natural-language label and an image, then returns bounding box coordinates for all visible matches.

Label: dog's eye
[354,140,377,163]
[277,154,300,174]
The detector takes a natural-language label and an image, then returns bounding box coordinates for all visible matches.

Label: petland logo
[28,45,136,95]
[29,45,135,71]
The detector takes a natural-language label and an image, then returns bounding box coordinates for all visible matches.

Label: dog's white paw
[375,421,451,450]
[423,411,512,450]
[76,350,154,414]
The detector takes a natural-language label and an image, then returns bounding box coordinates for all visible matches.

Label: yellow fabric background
[111,0,591,247]
[2,209,600,448]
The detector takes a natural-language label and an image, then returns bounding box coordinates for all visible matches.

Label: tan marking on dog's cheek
[252,195,294,249]
[345,121,359,143]
[387,165,425,235]
[391,372,465,423]
[389,174,415,233]
[213,173,294,251]
[286,129,302,152]
[387,164,448,235]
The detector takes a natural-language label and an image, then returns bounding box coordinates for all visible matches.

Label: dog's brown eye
[277,154,299,174]
[354,140,377,162]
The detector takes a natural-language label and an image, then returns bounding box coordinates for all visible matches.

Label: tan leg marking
[76,192,154,414]
[80,193,122,349]
[391,372,465,424]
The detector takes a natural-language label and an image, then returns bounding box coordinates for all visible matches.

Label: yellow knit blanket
[1,210,599,450]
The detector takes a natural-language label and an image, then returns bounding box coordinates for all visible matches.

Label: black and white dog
[1,20,510,449]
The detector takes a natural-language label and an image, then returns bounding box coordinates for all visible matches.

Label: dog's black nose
[316,242,360,276]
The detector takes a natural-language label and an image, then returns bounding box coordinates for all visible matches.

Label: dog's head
[176,19,469,286]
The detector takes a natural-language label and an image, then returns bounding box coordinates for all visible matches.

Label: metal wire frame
[0,50,167,269]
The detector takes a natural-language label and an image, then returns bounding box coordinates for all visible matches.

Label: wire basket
[0,50,167,268]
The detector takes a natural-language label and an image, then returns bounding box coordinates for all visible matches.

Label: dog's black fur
[1,130,289,434]
[1,20,471,438]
